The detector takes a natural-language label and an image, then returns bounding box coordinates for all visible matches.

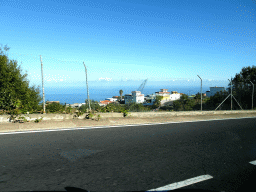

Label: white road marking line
[249,160,256,165]
[147,175,213,191]
[0,116,255,135]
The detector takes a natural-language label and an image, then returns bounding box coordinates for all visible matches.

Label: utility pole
[230,77,232,110]
[40,55,46,114]
[83,62,91,112]
[247,80,254,110]
[250,81,254,110]
[197,75,202,111]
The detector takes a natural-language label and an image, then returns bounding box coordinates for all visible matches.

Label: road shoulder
[0,113,256,133]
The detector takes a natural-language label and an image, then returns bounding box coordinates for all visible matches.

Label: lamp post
[250,80,254,110]
[83,62,91,112]
[197,75,202,111]
[40,55,46,114]
[244,77,254,110]
[246,79,254,110]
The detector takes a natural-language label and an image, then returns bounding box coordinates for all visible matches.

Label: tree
[46,102,65,113]
[80,99,101,112]
[173,94,195,111]
[226,66,256,110]
[105,102,124,112]
[0,45,42,114]
[204,90,230,110]
[125,102,150,112]
[194,92,201,103]
[152,95,161,109]
[119,89,123,101]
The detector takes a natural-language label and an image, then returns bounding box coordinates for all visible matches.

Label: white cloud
[99,77,112,81]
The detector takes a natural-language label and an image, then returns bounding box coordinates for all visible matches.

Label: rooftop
[100,100,113,104]
[210,86,225,88]
[156,92,170,94]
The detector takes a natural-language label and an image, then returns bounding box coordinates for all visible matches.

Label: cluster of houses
[123,89,182,106]
[46,86,226,108]
[98,86,226,106]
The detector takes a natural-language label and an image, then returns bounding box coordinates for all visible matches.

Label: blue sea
[41,85,210,105]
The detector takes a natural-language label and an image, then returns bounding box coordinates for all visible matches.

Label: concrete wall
[0,112,124,123]
[129,110,256,118]
[0,110,256,123]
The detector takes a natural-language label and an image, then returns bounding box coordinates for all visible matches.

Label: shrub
[88,113,95,119]
[122,109,129,117]
[73,110,84,118]
[125,103,150,112]
[18,116,28,123]
[34,117,43,123]
[76,111,84,117]
[46,102,65,113]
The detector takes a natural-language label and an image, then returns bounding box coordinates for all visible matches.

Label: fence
[4,52,256,111]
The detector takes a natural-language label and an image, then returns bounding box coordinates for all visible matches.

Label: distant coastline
[41,85,212,104]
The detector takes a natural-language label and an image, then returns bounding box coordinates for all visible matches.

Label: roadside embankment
[0,112,256,133]
[129,110,256,118]
[0,110,256,123]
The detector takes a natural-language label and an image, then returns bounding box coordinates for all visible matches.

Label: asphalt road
[0,117,256,192]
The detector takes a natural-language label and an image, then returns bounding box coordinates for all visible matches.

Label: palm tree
[119,89,123,101]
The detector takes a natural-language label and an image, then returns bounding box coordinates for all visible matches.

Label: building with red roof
[99,100,113,106]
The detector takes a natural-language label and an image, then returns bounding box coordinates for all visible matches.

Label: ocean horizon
[41,85,213,104]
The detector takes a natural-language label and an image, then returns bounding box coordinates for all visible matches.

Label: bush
[34,117,43,123]
[121,109,129,117]
[160,105,174,111]
[46,102,65,113]
[18,116,28,122]
[88,113,95,119]
[125,103,150,112]
[80,100,101,112]
[73,110,84,118]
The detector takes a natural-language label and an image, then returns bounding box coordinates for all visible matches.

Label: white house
[105,98,118,102]
[124,91,144,104]
[169,91,181,100]
[206,86,226,97]
[155,89,170,97]
[132,91,144,103]
[70,103,85,108]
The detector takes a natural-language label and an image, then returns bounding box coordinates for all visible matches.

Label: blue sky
[1,0,256,89]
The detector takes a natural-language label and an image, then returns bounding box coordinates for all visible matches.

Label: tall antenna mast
[83,62,91,112]
[40,55,46,114]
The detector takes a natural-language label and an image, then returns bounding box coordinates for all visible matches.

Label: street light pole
[83,62,91,112]
[40,55,46,114]
[197,75,202,111]
[249,80,254,110]
[245,77,254,110]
